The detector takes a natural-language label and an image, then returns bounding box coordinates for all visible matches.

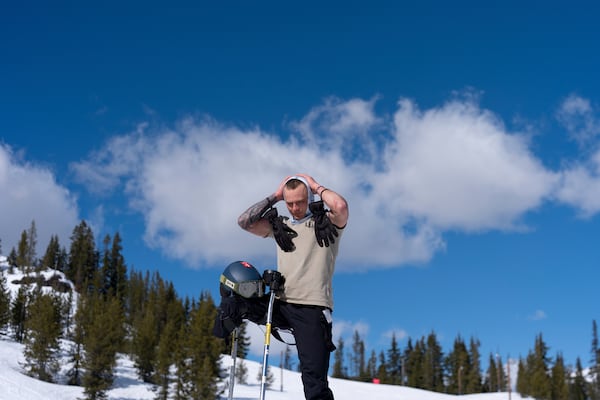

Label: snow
[0,337,524,400]
[0,257,524,400]
[0,338,157,400]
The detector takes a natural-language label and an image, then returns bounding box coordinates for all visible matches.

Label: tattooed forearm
[237,195,276,229]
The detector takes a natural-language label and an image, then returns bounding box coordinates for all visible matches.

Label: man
[237,173,349,400]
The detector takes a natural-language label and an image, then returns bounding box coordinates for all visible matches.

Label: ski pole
[259,289,276,400]
[228,327,239,400]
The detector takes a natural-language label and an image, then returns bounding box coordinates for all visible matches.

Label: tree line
[331,323,600,400]
[1,220,600,400]
[1,220,225,400]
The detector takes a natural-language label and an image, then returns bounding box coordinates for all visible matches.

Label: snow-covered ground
[0,338,155,400]
[1,256,523,400]
[0,337,523,400]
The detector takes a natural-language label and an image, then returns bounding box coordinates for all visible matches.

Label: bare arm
[319,187,349,228]
[237,195,276,237]
[238,176,290,237]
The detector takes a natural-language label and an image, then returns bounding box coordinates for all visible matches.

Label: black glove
[263,269,285,292]
[212,296,247,338]
[309,200,338,247]
[262,207,297,252]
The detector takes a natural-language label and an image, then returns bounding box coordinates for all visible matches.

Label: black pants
[247,299,336,400]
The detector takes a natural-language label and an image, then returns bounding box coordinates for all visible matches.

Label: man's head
[283,178,311,221]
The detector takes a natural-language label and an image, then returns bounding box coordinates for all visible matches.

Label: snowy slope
[0,337,523,400]
[0,256,523,400]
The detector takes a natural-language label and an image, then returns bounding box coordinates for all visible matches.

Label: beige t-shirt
[272,217,343,310]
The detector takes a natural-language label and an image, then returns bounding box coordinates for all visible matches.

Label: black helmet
[220,261,265,298]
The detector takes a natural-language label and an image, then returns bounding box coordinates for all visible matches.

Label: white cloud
[376,98,558,232]
[555,149,600,216]
[554,95,600,215]
[332,319,370,343]
[290,96,385,165]
[292,96,381,137]
[6,91,600,274]
[556,93,600,145]
[527,310,547,321]
[0,144,79,255]
[381,328,409,342]
[71,95,587,272]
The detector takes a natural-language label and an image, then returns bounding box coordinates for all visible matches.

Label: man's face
[283,185,308,220]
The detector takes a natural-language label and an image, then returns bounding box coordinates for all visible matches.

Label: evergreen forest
[0,220,599,400]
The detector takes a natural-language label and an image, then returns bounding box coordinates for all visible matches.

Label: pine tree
[404,338,423,388]
[41,235,63,271]
[423,331,444,392]
[445,335,470,394]
[366,350,378,381]
[173,312,192,400]
[591,320,600,400]
[100,233,128,302]
[570,358,587,400]
[132,304,158,383]
[67,294,86,386]
[466,337,483,394]
[0,272,10,332]
[100,235,111,292]
[22,292,62,382]
[376,350,389,384]
[27,220,38,267]
[155,318,178,400]
[410,337,430,389]
[256,362,275,388]
[186,292,223,400]
[112,233,128,302]
[11,285,29,342]
[550,353,569,400]
[351,330,366,380]
[485,353,498,392]
[486,353,507,392]
[81,293,125,400]
[497,354,507,391]
[235,359,249,385]
[16,230,29,271]
[8,248,17,273]
[130,271,178,384]
[60,289,74,336]
[224,321,251,358]
[387,333,402,384]
[220,320,253,388]
[125,269,149,327]
[154,291,186,399]
[130,272,161,384]
[516,357,530,396]
[67,220,98,292]
[332,336,346,378]
[529,333,552,400]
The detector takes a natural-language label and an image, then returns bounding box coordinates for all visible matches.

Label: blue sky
[2,1,599,368]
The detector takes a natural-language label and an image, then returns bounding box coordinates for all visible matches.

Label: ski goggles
[220,274,265,298]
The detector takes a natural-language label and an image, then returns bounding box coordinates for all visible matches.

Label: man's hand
[263,269,285,292]
[262,207,297,252]
[309,201,339,247]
